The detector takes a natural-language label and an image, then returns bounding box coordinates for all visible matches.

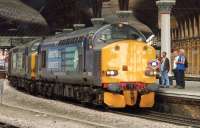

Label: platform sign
[0,79,4,104]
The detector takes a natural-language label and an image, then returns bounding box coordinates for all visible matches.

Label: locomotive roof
[40,23,147,47]
[9,38,42,53]
[10,23,147,50]
[42,26,101,45]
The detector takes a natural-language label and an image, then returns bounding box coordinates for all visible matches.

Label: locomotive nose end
[101,40,157,108]
[101,40,157,84]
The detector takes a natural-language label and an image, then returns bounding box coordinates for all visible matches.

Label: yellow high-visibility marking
[101,40,156,84]
[139,92,155,108]
[31,53,37,79]
[104,92,126,108]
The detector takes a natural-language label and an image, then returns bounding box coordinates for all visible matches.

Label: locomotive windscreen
[94,24,146,44]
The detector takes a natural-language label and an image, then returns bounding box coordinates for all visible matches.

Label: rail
[108,109,200,128]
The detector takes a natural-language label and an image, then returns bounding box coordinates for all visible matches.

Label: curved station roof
[0,0,199,36]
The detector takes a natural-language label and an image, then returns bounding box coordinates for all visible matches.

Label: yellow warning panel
[123,90,137,106]
[104,92,126,108]
[31,53,37,79]
[101,40,156,84]
[139,92,155,108]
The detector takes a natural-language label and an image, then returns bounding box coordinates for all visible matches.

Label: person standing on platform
[176,49,187,89]
[160,51,170,88]
[172,50,179,87]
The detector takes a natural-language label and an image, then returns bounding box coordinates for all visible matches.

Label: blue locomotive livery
[8,23,159,108]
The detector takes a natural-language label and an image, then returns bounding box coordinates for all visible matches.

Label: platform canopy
[132,0,200,33]
[0,0,199,36]
[0,0,48,36]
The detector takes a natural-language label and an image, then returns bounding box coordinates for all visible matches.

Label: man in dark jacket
[160,52,170,88]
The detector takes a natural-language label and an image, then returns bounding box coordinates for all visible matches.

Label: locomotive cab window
[93,24,146,44]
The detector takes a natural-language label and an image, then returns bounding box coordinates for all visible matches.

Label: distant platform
[184,75,200,81]
[157,81,200,99]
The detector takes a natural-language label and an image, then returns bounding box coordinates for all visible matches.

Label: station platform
[185,75,200,81]
[155,81,200,120]
[157,81,200,99]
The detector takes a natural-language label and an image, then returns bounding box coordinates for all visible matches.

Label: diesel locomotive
[8,22,159,108]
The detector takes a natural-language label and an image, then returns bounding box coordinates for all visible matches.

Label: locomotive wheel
[38,82,42,96]
[42,84,48,97]
[46,85,53,98]
[25,81,31,93]
[30,82,35,95]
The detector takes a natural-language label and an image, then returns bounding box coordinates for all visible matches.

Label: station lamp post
[156,0,176,78]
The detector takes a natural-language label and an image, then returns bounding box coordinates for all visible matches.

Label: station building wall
[171,14,200,77]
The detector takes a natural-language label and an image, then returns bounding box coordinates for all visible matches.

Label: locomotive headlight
[106,70,118,76]
[149,71,154,76]
[153,71,157,75]
[145,70,157,76]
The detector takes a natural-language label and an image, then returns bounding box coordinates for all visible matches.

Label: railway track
[144,111,200,127]
[2,101,199,128]
[59,98,200,127]
[108,109,200,128]
[9,85,200,127]
[0,122,18,128]
[1,104,116,128]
